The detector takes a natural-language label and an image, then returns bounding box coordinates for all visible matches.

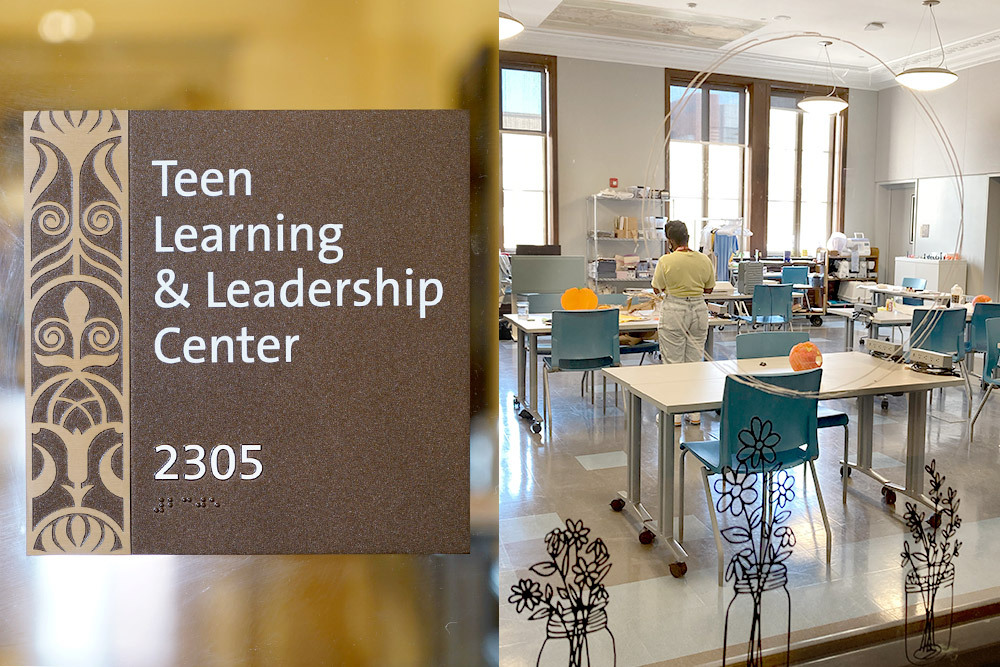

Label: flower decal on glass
[509,518,616,666]
[719,420,795,667]
[714,466,759,515]
[901,460,961,665]
[736,416,780,468]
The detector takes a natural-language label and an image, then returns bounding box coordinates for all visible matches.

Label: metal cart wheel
[609,498,625,512]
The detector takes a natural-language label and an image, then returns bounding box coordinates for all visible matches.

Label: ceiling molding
[505,28,882,90]
[505,26,1000,92]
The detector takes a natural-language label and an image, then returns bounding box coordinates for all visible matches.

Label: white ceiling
[502,0,1000,89]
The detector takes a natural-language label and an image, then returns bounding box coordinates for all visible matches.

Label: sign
[24,110,470,554]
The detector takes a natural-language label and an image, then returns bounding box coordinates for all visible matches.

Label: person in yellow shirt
[652,220,715,425]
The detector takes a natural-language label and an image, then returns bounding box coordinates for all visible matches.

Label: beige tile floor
[499,319,1000,666]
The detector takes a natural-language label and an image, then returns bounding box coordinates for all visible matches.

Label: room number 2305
[154,444,263,481]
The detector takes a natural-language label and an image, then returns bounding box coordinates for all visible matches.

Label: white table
[857,284,947,307]
[603,352,965,575]
[503,312,727,431]
[828,304,973,351]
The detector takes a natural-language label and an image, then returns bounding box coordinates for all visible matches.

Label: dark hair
[665,220,689,246]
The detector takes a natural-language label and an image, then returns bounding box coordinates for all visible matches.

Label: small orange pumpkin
[972,294,992,304]
[789,341,823,371]
[561,287,599,310]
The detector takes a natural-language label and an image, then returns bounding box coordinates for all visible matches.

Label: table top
[825,304,972,325]
[857,284,946,299]
[503,312,728,335]
[603,352,964,413]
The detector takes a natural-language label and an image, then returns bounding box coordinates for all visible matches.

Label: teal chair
[736,332,852,503]
[736,284,794,333]
[970,317,1000,438]
[524,292,564,313]
[678,368,830,585]
[901,277,926,306]
[909,308,973,415]
[597,293,629,306]
[781,266,811,313]
[966,302,1000,384]
[542,309,621,440]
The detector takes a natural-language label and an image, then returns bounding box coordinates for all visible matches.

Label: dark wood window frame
[664,68,848,255]
[500,51,558,245]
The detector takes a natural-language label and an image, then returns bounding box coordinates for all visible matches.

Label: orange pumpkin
[789,341,823,371]
[972,294,992,304]
[561,287,599,310]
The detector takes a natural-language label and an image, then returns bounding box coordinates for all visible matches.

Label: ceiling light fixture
[798,41,849,115]
[864,22,885,31]
[499,11,524,40]
[896,0,958,91]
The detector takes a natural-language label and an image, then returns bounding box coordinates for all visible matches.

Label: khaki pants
[658,295,708,364]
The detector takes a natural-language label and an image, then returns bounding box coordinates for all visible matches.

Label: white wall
[844,89,879,248]
[874,59,1000,296]
[556,58,665,258]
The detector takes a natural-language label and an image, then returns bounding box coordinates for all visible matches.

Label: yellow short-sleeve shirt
[651,250,716,297]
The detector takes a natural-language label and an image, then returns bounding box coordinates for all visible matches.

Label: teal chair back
[525,292,565,313]
[985,318,1000,386]
[781,266,809,286]
[718,369,821,471]
[967,302,1000,353]
[901,277,926,306]
[736,331,809,359]
[750,284,793,324]
[598,293,629,306]
[549,309,621,371]
[910,308,966,360]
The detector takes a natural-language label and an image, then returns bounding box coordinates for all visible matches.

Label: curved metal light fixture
[797,42,848,115]
[499,12,524,40]
[896,0,958,91]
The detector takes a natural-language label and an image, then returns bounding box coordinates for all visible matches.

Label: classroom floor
[498,317,1000,666]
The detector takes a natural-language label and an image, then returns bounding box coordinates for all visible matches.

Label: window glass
[708,144,742,201]
[501,68,543,131]
[669,85,702,141]
[669,141,704,200]
[767,201,795,254]
[708,88,742,144]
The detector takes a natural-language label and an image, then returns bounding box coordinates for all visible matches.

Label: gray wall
[554,56,878,265]
[556,58,666,258]
[874,59,1000,296]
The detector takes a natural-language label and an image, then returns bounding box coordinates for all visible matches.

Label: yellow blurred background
[0,1,499,665]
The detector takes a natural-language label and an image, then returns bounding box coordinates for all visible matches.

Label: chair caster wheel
[840,465,852,477]
[530,421,542,434]
[881,487,896,505]
[810,316,823,327]
[669,561,687,578]
[881,398,889,410]
[638,528,655,545]
[518,408,532,420]
[609,498,625,512]
[928,512,942,529]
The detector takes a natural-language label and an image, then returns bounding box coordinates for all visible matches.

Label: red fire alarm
[609,178,618,188]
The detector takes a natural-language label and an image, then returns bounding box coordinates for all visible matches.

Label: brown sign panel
[25,110,470,554]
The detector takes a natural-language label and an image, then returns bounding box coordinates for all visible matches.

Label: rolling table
[828,304,973,351]
[504,312,728,432]
[603,352,965,576]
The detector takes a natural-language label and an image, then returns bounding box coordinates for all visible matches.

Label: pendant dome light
[500,11,524,40]
[896,0,958,91]
[798,42,849,115]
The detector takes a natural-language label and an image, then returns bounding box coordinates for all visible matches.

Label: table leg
[528,333,539,413]
[627,391,641,503]
[515,327,526,406]
[658,411,689,564]
[706,326,715,358]
[842,391,934,508]
[905,390,928,497]
[846,317,855,352]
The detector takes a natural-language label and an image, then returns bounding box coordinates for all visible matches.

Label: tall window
[766,94,840,254]
[501,59,555,249]
[668,84,747,240]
